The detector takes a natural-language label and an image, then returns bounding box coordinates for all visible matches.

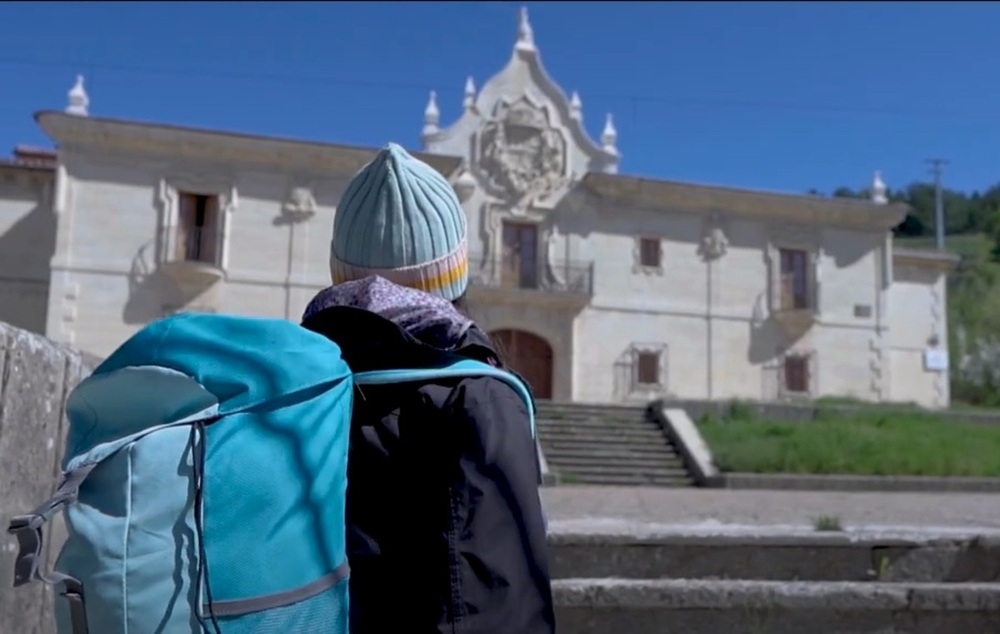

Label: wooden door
[501,222,538,289]
[491,329,553,400]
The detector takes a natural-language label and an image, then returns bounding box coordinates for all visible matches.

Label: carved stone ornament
[700,222,729,261]
[283,186,317,219]
[478,96,568,208]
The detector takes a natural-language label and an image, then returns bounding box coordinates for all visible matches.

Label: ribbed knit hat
[330,143,468,301]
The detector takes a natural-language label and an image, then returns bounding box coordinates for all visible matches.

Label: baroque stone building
[0,8,957,407]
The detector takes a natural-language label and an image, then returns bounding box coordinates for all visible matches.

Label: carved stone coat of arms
[478,97,567,207]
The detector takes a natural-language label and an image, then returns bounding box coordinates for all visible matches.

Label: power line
[926,158,950,251]
[0,54,992,123]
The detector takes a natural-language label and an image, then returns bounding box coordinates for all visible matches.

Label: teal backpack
[6,312,534,634]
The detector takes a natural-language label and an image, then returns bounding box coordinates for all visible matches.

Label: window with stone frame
[638,237,662,268]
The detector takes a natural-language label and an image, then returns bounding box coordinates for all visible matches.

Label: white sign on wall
[923,348,949,372]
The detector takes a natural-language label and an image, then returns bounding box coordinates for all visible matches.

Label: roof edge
[34,111,464,178]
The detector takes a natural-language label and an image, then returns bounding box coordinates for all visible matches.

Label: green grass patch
[813,515,843,532]
[698,408,1000,477]
[896,233,990,259]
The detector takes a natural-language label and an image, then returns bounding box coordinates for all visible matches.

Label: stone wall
[0,321,99,634]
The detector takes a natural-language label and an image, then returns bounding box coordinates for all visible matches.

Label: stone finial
[66,75,89,116]
[871,170,888,205]
[463,76,477,112]
[515,6,536,53]
[569,91,583,121]
[452,169,477,203]
[422,90,440,138]
[601,113,619,155]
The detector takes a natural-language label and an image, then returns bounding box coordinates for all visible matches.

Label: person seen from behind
[301,143,556,634]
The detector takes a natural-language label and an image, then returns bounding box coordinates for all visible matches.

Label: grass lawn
[698,407,1000,477]
[896,233,990,259]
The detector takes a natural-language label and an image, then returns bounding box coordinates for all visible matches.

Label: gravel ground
[541,486,1000,531]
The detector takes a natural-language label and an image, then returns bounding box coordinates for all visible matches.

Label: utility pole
[926,158,949,250]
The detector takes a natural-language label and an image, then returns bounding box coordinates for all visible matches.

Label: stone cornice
[35,111,464,178]
[892,247,960,273]
[581,172,909,231]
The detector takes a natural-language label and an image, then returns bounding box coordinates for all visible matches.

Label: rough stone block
[0,322,98,634]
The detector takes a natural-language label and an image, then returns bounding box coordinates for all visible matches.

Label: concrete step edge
[554,476,691,484]
[553,578,1000,611]
[553,461,686,468]
[553,464,688,472]
[546,455,684,465]
[539,419,655,426]
[538,427,666,441]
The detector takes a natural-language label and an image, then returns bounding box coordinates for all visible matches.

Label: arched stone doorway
[490,329,554,400]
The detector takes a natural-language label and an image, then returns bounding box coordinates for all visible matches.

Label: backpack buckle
[7,513,44,534]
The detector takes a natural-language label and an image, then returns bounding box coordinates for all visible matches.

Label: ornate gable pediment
[419,7,619,199]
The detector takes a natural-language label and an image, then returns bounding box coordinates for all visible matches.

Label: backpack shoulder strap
[354,359,536,438]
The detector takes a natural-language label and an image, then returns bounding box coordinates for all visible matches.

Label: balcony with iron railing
[159,225,225,289]
[467,251,594,307]
[771,272,817,333]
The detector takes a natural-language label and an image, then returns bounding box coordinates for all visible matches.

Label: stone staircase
[535,402,694,487]
[548,523,1000,633]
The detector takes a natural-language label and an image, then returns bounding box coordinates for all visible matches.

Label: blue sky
[0,1,996,195]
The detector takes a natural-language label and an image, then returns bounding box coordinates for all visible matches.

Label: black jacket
[302,306,556,634]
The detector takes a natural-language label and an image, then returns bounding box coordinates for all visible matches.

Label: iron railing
[467,252,594,296]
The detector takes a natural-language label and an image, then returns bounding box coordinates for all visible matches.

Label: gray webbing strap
[7,464,96,634]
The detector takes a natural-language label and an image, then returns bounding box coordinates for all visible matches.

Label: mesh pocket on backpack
[207,575,348,634]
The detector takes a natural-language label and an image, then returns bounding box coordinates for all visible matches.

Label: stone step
[538,405,646,414]
[552,463,689,477]
[539,419,659,428]
[551,462,689,475]
[540,437,674,452]
[547,527,1000,583]
[536,402,646,416]
[539,411,652,420]
[538,419,660,431]
[538,426,667,441]
[538,414,649,424]
[557,478,693,488]
[543,450,677,464]
[554,471,694,487]
[544,450,684,465]
[538,400,644,407]
[553,578,1000,634]
[540,421,661,430]
[541,440,680,456]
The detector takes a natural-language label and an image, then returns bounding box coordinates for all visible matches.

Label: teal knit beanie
[330,143,469,301]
